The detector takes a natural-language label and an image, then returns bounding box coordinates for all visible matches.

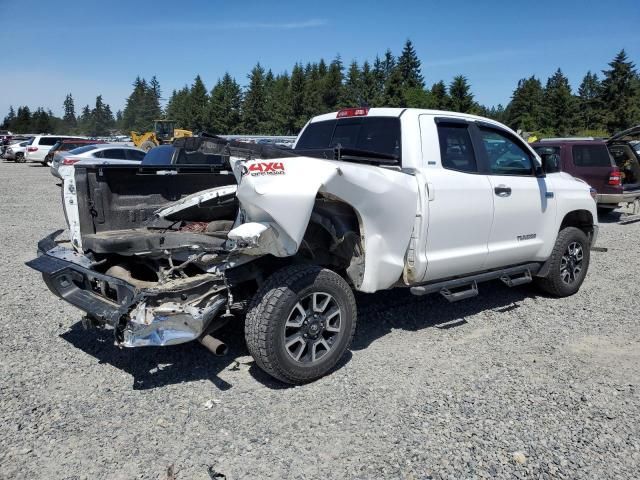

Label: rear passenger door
[418,117,494,282]
[477,125,555,268]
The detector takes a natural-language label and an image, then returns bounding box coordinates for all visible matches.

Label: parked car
[45,139,106,167]
[532,132,640,212]
[2,140,31,161]
[28,108,597,385]
[24,135,86,165]
[50,143,146,179]
[141,139,230,166]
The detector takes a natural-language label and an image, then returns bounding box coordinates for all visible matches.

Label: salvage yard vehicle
[131,119,193,152]
[531,138,639,213]
[28,108,598,384]
[50,143,145,179]
[2,139,30,161]
[45,138,106,172]
[24,135,86,165]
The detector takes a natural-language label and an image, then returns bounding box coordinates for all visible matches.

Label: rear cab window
[295,116,402,164]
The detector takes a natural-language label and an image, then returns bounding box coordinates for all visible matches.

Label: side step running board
[500,269,532,287]
[440,281,478,303]
[410,263,539,299]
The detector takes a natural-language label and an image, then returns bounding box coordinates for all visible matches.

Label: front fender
[230,157,418,292]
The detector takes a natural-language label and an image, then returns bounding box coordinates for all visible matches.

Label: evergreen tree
[32,108,52,133]
[383,67,405,107]
[505,76,544,132]
[62,94,77,131]
[303,62,323,120]
[13,106,32,133]
[264,73,292,134]
[322,56,344,111]
[208,73,242,134]
[371,55,387,106]
[341,61,362,107]
[577,71,605,133]
[601,49,640,133]
[448,75,475,113]
[188,75,209,132]
[360,61,377,107]
[165,86,191,130]
[396,39,424,89]
[242,63,267,133]
[2,106,16,129]
[430,81,450,110]
[542,68,577,136]
[290,63,307,130]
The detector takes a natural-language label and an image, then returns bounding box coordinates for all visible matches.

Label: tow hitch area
[27,230,232,348]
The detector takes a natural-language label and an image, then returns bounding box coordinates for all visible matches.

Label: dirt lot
[1,160,639,479]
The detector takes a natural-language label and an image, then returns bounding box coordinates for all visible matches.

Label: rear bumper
[26,230,227,347]
[26,230,136,326]
[597,191,640,205]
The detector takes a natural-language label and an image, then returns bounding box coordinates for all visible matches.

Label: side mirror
[535,164,546,178]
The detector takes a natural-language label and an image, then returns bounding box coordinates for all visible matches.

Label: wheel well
[560,210,595,237]
[299,196,364,288]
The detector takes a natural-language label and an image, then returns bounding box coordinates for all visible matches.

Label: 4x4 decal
[242,162,286,177]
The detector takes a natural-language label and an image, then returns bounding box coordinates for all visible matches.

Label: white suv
[24,135,86,165]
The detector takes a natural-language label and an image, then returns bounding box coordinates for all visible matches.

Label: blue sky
[1,0,639,117]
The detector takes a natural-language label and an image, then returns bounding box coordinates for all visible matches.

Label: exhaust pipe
[199,334,228,356]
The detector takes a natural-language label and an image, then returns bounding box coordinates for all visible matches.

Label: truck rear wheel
[244,265,357,384]
[535,227,590,297]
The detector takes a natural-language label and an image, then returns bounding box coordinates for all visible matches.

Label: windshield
[68,145,99,155]
[141,145,176,165]
[295,117,402,162]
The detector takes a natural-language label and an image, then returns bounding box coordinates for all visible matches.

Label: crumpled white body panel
[230,156,418,292]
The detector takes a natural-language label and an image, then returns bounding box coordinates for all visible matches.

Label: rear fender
[229,156,418,292]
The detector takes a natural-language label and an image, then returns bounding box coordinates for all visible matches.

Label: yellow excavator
[131,120,193,152]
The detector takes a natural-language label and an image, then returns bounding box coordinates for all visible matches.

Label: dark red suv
[532,137,640,212]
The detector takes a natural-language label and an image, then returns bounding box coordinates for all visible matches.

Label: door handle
[494,185,512,197]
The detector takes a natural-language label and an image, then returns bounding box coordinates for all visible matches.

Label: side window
[100,149,127,159]
[436,124,477,173]
[39,137,59,146]
[126,149,146,161]
[533,145,561,173]
[572,145,612,167]
[480,128,533,176]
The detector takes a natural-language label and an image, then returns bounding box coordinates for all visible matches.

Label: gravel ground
[1,160,639,480]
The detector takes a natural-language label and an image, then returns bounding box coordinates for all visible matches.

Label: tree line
[2,41,639,138]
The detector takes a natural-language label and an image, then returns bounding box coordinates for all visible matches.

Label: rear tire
[245,265,357,384]
[535,227,590,297]
[15,153,25,163]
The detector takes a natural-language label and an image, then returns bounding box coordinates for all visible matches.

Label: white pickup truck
[28,108,598,384]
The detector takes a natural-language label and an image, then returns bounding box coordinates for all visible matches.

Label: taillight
[337,107,369,118]
[608,167,621,186]
[62,157,80,165]
[27,146,38,152]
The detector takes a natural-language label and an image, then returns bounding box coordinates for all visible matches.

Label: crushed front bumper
[27,230,228,347]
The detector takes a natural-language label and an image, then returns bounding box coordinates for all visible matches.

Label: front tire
[245,265,357,384]
[535,227,591,297]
